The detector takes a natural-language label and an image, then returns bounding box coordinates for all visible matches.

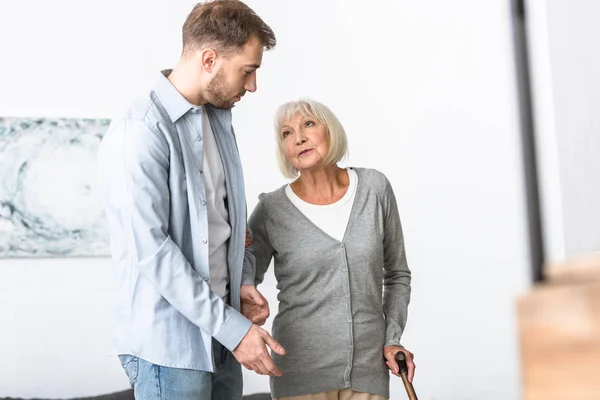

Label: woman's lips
[298,149,313,157]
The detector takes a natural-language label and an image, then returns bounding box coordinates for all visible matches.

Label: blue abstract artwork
[0,117,111,257]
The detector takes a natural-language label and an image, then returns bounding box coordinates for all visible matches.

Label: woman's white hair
[273,98,348,179]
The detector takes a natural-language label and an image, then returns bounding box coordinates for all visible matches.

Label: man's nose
[244,74,257,93]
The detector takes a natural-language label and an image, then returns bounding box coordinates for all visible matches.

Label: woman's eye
[282,131,291,138]
[305,121,314,127]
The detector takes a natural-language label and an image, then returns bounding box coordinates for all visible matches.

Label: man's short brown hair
[182,0,276,56]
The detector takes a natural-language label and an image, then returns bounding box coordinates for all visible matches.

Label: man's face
[206,35,264,109]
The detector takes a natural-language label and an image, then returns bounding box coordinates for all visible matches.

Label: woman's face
[280,112,330,173]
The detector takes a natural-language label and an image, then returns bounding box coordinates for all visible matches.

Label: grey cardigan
[248,167,411,398]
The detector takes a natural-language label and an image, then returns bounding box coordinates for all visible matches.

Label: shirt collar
[155,69,232,127]
[155,69,198,123]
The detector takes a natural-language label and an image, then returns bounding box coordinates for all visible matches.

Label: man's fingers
[260,355,283,376]
[261,331,286,355]
[253,359,270,375]
[241,362,254,372]
[245,355,281,376]
[251,354,281,376]
[234,325,284,377]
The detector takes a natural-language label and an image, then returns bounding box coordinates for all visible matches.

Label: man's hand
[241,284,270,326]
[383,345,415,382]
[245,228,252,248]
[233,324,286,376]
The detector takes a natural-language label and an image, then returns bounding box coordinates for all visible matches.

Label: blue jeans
[119,340,242,400]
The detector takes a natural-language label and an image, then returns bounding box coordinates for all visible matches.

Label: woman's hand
[383,345,415,382]
[245,228,252,248]
[241,284,270,326]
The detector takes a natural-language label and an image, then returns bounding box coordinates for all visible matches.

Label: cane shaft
[395,351,418,400]
[400,371,418,400]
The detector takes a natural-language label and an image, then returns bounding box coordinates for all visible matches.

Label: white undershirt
[285,168,358,242]
[200,107,231,299]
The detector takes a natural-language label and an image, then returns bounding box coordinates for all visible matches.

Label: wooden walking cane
[395,351,418,400]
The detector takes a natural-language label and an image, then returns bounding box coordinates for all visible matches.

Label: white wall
[526,0,565,264]
[528,0,600,262]
[0,1,530,399]
[545,0,600,259]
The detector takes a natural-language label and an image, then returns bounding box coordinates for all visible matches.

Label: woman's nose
[295,135,307,145]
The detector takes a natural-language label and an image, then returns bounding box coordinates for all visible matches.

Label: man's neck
[167,63,207,106]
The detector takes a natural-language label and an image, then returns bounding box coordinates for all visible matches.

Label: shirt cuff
[241,274,256,286]
[213,309,253,352]
[384,340,405,348]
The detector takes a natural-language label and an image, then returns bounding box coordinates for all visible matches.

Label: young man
[98,1,282,398]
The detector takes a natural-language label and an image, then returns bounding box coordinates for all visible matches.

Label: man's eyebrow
[245,64,261,69]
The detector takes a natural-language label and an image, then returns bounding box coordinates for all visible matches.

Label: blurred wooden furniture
[518,254,600,400]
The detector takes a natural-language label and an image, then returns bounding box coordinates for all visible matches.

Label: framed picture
[0,117,111,258]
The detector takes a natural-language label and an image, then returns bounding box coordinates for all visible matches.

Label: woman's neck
[291,165,350,205]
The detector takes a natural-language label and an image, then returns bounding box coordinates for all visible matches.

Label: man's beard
[206,69,236,109]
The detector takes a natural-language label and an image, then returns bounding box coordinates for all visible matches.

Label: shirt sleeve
[242,242,256,285]
[381,175,412,347]
[247,196,274,286]
[99,119,251,351]
[232,123,257,287]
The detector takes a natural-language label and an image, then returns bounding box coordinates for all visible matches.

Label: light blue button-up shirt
[98,70,254,371]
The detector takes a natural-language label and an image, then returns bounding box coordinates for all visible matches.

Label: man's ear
[201,49,218,72]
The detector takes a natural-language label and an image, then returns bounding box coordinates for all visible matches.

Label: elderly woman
[247,99,414,400]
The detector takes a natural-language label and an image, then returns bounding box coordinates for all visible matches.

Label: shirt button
[346,294,350,298]
[348,319,352,323]
[342,268,347,272]
[345,380,350,386]
[202,238,208,244]
[201,199,206,206]
[195,136,202,141]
